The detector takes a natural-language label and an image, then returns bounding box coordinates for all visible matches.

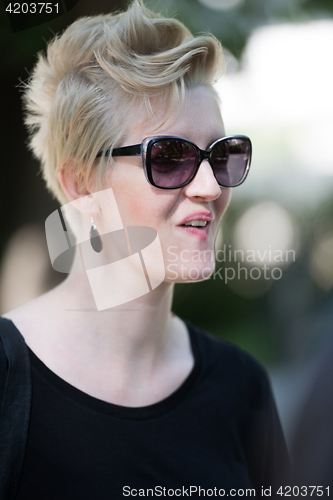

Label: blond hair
[23,0,223,204]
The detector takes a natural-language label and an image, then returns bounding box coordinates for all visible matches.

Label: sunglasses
[97,135,252,190]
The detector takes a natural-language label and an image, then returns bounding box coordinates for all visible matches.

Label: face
[101,86,231,283]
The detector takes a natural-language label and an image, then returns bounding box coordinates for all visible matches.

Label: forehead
[127,86,225,147]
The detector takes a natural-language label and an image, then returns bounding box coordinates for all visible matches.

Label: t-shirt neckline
[27,321,202,420]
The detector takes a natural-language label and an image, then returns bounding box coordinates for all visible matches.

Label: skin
[3,86,231,407]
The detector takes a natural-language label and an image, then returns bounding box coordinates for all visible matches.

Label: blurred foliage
[145,0,333,59]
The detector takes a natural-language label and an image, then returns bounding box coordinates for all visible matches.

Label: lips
[176,212,214,240]
[177,212,214,226]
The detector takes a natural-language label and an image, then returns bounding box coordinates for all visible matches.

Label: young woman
[0,1,288,498]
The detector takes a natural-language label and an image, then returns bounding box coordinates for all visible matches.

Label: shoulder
[0,317,31,392]
[2,302,37,343]
[186,320,272,400]
[1,288,60,343]
[0,315,30,356]
[186,320,268,377]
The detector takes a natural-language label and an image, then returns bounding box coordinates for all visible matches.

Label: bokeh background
[1,0,333,468]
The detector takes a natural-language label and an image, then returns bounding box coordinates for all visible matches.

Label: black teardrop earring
[89,214,103,253]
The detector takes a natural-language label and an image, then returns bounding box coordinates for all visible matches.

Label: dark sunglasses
[97,135,252,190]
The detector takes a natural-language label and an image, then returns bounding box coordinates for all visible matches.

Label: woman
[0,1,288,498]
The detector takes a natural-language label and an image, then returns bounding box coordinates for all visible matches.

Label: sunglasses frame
[97,135,252,190]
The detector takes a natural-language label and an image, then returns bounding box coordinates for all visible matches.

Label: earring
[90,214,103,253]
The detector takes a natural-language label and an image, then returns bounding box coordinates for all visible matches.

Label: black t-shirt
[16,322,288,499]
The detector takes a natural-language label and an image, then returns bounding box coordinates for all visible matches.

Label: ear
[57,160,94,215]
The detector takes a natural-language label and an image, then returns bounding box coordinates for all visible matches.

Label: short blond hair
[23,0,224,205]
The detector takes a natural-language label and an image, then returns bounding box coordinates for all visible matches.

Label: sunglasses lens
[149,139,197,188]
[212,138,250,187]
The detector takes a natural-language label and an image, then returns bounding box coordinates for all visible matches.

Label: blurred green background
[1,0,333,379]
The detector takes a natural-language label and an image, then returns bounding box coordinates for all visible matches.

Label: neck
[5,261,193,406]
[50,271,177,367]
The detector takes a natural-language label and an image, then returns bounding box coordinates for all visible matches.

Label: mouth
[177,219,211,240]
[183,220,208,228]
[176,212,213,239]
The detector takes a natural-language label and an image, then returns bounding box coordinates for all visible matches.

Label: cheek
[215,188,231,222]
[116,192,153,226]
[105,169,149,224]
[110,177,175,229]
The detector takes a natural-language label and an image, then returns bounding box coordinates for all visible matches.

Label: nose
[182,160,221,201]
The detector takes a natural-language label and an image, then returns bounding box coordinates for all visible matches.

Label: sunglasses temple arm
[96,144,142,158]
